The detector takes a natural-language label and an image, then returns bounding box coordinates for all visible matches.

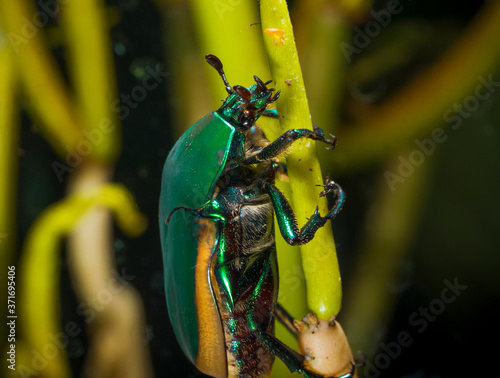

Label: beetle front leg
[244,127,336,164]
[261,179,345,246]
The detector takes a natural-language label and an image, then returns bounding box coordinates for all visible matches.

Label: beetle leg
[262,108,279,118]
[260,180,345,246]
[244,127,336,164]
[274,304,356,378]
[250,328,308,374]
[274,302,298,337]
[313,123,337,150]
[315,177,345,221]
[166,204,208,225]
[250,328,355,378]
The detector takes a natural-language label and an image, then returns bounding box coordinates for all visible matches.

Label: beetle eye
[238,111,254,128]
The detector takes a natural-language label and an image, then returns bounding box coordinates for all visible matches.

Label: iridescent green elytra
[159,55,352,378]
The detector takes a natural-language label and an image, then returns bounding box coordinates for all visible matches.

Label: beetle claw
[325,134,338,150]
[316,176,337,197]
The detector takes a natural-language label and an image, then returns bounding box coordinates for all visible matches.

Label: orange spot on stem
[264,28,285,45]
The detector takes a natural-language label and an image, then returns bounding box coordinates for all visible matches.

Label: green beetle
[159,55,353,378]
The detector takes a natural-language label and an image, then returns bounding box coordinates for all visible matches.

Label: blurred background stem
[341,147,432,358]
[0,38,19,359]
[0,0,84,158]
[1,0,153,376]
[331,0,500,174]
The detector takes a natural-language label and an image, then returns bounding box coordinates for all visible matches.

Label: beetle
[159,54,353,378]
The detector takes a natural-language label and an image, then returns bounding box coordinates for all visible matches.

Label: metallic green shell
[159,111,244,368]
[160,112,234,222]
[162,210,204,363]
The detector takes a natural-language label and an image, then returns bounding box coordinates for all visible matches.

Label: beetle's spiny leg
[312,123,337,150]
[244,128,331,165]
[274,303,298,337]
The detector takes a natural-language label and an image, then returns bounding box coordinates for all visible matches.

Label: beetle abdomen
[214,246,277,378]
[224,313,275,377]
[209,190,278,377]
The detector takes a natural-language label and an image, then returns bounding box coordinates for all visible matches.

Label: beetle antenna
[253,75,268,92]
[233,85,251,103]
[205,54,233,94]
[271,90,281,102]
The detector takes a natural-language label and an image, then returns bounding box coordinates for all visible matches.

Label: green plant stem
[0,0,84,158]
[188,0,269,106]
[261,0,342,319]
[62,0,121,163]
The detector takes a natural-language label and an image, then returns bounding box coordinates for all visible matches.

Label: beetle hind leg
[274,302,298,337]
[251,328,355,378]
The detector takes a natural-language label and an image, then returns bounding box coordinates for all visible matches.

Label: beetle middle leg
[259,179,345,246]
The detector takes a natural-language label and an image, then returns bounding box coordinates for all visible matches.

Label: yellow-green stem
[16,184,145,377]
[188,0,269,107]
[261,0,342,319]
[0,0,84,158]
[62,0,121,163]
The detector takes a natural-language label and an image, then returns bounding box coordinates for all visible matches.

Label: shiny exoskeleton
[160,54,352,378]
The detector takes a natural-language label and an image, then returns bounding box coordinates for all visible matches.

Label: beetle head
[205,54,280,132]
